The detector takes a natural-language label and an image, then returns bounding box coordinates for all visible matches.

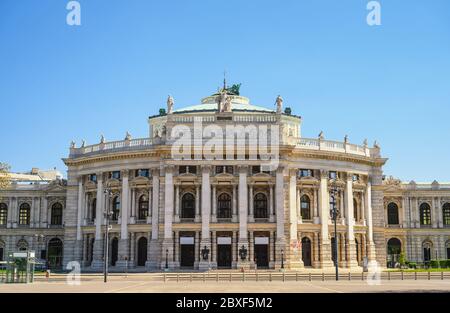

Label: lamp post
[281,249,284,269]
[165,249,169,270]
[103,187,114,283]
[329,180,340,281]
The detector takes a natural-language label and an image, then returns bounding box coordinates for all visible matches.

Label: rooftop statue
[167,95,174,114]
[276,95,283,114]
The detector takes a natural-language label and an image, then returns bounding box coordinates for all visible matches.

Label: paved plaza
[0,273,449,293]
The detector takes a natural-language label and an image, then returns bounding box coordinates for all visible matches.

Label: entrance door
[111,238,118,266]
[254,245,268,268]
[217,245,232,268]
[301,237,312,267]
[137,237,147,266]
[180,245,194,267]
[180,236,195,268]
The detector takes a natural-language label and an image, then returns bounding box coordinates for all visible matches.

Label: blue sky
[0,0,449,182]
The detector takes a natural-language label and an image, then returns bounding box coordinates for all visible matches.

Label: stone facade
[1,90,449,271]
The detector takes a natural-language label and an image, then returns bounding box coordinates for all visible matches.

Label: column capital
[320,169,328,179]
[151,168,160,176]
[121,169,129,178]
[289,168,298,176]
[201,165,212,173]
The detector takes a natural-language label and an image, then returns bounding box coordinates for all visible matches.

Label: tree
[0,162,10,190]
[398,252,406,267]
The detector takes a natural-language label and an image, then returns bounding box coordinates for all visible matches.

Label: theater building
[0,86,449,270]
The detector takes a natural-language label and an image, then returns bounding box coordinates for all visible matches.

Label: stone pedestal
[115,239,130,269]
[146,239,161,269]
[320,241,335,269]
[160,239,177,270]
[91,239,104,270]
[346,242,360,269]
[198,240,212,271]
[236,240,250,270]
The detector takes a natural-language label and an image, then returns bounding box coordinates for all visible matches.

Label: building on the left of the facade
[0,168,66,269]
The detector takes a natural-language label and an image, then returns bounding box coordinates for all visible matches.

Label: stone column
[249,231,255,268]
[269,231,275,268]
[313,232,320,268]
[147,168,160,269]
[269,183,275,222]
[296,187,302,223]
[361,192,366,225]
[161,166,175,269]
[232,184,238,222]
[274,166,287,269]
[41,196,48,228]
[232,231,237,268]
[199,166,212,270]
[432,197,438,229]
[6,197,12,228]
[116,170,129,269]
[345,173,358,268]
[130,188,136,224]
[211,231,217,268]
[313,188,320,224]
[147,188,152,223]
[76,177,83,241]
[129,232,135,267]
[174,184,180,223]
[194,231,200,269]
[91,173,104,270]
[319,170,333,268]
[237,166,249,269]
[174,231,180,268]
[211,185,217,222]
[248,184,254,222]
[289,169,303,269]
[438,197,443,228]
[365,181,376,261]
[195,184,200,222]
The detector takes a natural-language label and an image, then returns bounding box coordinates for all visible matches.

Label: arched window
[387,202,399,225]
[50,203,63,225]
[420,203,431,226]
[47,238,63,269]
[112,196,120,221]
[300,195,311,220]
[443,203,450,226]
[387,238,402,268]
[91,198,97,220]
[0,203,7,226]
[218,193,232,219]
[138,195,149,220]
[19,203,30,225]
[254,193,268,219]
[353,198,358,221]
[181,193,195,219]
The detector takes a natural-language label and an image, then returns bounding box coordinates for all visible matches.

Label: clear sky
[0,0,449,182]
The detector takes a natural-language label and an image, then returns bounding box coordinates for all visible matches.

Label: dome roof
[173,95,275,114]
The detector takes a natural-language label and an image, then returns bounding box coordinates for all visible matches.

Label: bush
[407,262,417,269]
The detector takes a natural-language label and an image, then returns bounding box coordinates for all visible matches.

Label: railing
[297,138,372,157]
[70,136,374,159]
[156,271,450,282]
[70,138,152,157]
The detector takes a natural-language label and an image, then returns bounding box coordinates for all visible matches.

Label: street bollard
[428,271,431,280]
[348,272,351,281]
[322,273,325,281]
[441,271,444,280]
[309,273,312,282]
[401,271,404,280]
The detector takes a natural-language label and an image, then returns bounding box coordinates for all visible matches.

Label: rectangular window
[215,166,223,174]
[352,174,359,182]
[111,171,121,179]
[179,166,187,174]
[179,166,196,174]
[329,171,337,180]
[89,174,97,182]
[136,169,149,178]
[225,166,233,174]
[252,166,260,175]
[0,248,3,261]
[299,169,313,178]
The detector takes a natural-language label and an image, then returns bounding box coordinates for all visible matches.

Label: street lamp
[165,249,169,269]
[103,187,114,283]
[281,249,284,269]
[329,180,340,281]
